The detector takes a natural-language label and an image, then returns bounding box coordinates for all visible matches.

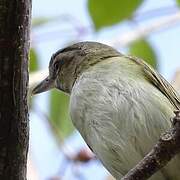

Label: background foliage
[30,0,161,138]
[29,0,180,179]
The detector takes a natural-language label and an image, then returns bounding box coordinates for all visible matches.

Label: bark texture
[0,0,31,179]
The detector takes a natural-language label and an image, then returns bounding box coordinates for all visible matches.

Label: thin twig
[121,110,180,180]
[32,104,75,160]
[108,12,180,48]
[31,8,180,44]
[29,12,180,84]
[134,5,179,21]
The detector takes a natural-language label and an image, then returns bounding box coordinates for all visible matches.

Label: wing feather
[126,55,180,110]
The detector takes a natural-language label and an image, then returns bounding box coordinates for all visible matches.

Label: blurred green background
[29,0,180,179]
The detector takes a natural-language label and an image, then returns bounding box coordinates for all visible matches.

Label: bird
[32,41,180,180]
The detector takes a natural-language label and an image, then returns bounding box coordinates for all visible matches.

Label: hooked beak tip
[31,87,40,96]
[31,77,55,96]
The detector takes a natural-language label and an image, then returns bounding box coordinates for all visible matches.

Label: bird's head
[32,41,121,95]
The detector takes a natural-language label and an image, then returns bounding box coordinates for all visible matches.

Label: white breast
[69,58,180,179]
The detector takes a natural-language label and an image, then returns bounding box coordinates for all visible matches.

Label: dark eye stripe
[54,61,59,70]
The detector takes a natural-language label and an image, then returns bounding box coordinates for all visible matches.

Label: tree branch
[121,110,180,180]
[0,0,31,179]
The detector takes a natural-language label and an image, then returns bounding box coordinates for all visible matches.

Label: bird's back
[70,56,180,179]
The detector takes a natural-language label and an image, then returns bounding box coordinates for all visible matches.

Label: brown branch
[121,110,180,180]
[0,0,31,179]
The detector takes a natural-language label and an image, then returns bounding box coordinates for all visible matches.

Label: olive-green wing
[126,55,180,110]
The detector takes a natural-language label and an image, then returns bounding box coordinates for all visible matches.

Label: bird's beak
[32,76,55,95]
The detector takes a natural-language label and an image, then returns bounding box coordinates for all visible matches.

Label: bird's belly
[70,75,180,180]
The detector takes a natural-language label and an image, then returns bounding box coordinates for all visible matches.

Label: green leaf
[88,0,143,29]
[49,89,74,138]
[32,17,51,27]
[29,48,39,72]
[176,0,180,6]
[29,48,39,107]
[129,39,157,68]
